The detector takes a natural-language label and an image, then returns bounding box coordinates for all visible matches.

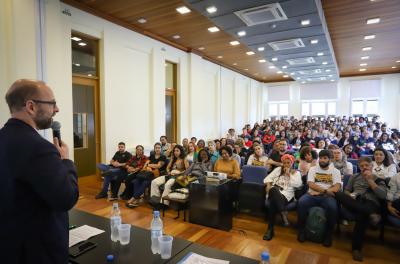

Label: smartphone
[69,241,97,258]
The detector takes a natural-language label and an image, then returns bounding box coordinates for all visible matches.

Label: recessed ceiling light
[230,40,240,46]
[88,74,93,77]
[137,18,147,24]
[246,51,255,55]
[271,57,278,62]
[328,74,333,77]
[233,62,237,66]
[310,39,318,44]
[302,81,306,84]
[361,56,370,60]
[206,6,217,14]
[392,66,398,69]
[359,68,367,72]
[322,61,328,65]
[71,37,81,41]
[74,63,80,67]
[259,59,266,63]
[269,65,275,69]
[198,47,205,50]
[364,35,375,40]
[301,19,310,26]
[78,42,87,46]
[244,68,248,71]
[217,55,223,59]
[282,65,287,69]
[283,75,289,78]
[366,17,380,24]
[296,77,301,80]
[290,72,295,75]
[330,80,335,82]
[360,63,367,66]
[396,60,400,63]
[362,46,372,51]
[237,31,246,37]
[172,35,180,39]
[320,77,326,80]
[317,52,324,56]
[277,71,283,74]
[325,69,331,72]
[176,6,191,14]
[257,47,265,51]
[208,26,219,32]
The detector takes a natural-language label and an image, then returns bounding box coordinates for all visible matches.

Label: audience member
[185,142,196,164]
[214,146,240,179]
[343,143,359,159]
[387,172,400,219]
[247,144,268,167]
[267,139,289,171]
[372,148,397,180]
[160,136,171,155]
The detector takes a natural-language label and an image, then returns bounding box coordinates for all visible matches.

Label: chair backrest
[241,165,268,184]
[347,158,359,174]
[240,157,245,168]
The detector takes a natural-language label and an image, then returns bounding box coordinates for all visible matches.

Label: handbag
[176,175,197,187]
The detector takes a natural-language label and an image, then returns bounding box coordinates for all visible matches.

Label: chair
[238,165,268,216]
[347,159,359,174]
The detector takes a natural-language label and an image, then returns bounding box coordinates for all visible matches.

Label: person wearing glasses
[0,79,79,264]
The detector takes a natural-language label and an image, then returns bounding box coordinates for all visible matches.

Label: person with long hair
[150,144,189,206]
[185,142,196,164]
[247,144,268,167]
[372,147,397,180]
[126,143,166,208]
[263,154,302,240]
[330,145,353,176]
[213,146,240,179]
[298,146,318,176]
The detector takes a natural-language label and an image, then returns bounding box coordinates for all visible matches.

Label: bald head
[5,79,48,113]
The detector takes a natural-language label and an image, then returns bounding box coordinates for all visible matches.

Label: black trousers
[267,187,289,227]
[336,192,379,250]
[113,171,135,197]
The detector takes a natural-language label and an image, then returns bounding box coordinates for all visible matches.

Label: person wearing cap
[297,149,342,247]
[263,154,302,240]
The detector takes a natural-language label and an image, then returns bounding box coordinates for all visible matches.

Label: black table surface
[68,209,191,264]
[167,243,259,264]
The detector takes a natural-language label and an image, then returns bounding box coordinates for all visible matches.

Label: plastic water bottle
[150,210,163,254]
[260,251,270,264]
[110,203,121,242]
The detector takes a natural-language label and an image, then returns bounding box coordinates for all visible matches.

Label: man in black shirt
[95,142,132,199]
[267,139,289,171]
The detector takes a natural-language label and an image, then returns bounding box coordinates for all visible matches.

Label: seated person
[267,139,289,171]
[314,139,327,154]
[180,149,212,182]
[343,143,359,159]
[126,143,166,208]
[356,130,375,155]
[150,145,189,206]
[336,157,387,261]
[262,129,276,154]
[233,140,247,158]
[207,140,220,164]
[372,147,397,180]
[330,145,353,176]
[119,145,148,200]
[95,142,132,199]
[338,131,351,148]
[247,144,268,167]
[226,144,241,167]
[164,142,177,159]
[196,139,206,152]
[182,138,189,154]
[298,146,318,177]
[376,133,396,153]
[387,172,400,220]
[263,154,302,240]
[227,128,238,141]
[160,135,171,155]
[185,142,196,164]
[213,145,240,180]
[297,150,341,247]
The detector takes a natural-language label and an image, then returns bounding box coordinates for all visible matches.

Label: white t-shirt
[247,154,268,167]
[264,167,302,201]
[307,163,342,191]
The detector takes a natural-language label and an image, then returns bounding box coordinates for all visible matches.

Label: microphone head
[51,121,61,131]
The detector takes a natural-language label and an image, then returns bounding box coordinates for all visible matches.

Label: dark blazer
[0,118,79,264]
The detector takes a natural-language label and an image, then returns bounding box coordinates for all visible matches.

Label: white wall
[0,0,264,162]
[264,73,400,128]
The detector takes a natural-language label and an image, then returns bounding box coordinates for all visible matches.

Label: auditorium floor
[74,175,399,264]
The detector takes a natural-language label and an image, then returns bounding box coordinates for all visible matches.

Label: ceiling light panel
[208,26,219,32]
[364,35,375,40]
[301,19,310,26]
[366,17,380,24]
[176,6,191,14]
[237,30,246,37]
[230,41,240,46]
[246,51,255,55]
[206,6,217,14]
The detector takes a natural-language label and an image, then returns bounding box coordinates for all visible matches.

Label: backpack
[305,206,326,243]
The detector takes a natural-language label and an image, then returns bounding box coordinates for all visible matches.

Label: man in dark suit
[0,79,79,264]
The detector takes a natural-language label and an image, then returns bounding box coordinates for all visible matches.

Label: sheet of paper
[69,225,105,247]
[178,252,230,264]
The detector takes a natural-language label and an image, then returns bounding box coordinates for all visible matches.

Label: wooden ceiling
[62,0,400,82]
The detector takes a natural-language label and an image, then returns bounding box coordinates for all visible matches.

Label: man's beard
[34,108,53,129]
[319,161,330,168]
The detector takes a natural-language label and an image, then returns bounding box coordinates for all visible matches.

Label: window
[301,103,310,116]
[269,103,278,116]
[311,102,325,116]
[279,103,288,116]
[352,99,379,116]
[301,101,336,117]
[327,102,336,115]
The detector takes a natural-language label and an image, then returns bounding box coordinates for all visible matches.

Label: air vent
[286,57,315,65]
[234,3,288,26]
[268,38,305,51]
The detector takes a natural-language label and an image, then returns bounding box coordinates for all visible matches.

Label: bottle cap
[106,254,114,262]
[154,210,160,217]
[261,251,270,261]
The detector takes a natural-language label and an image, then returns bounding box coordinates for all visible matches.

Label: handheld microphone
[51,121,62,146]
